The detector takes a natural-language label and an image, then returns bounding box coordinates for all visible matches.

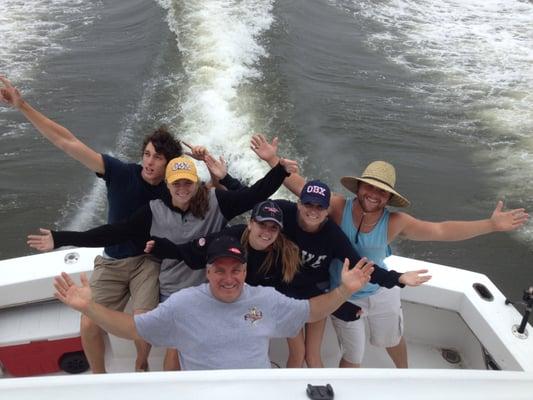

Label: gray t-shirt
[150,191,227,296]
[134,283,310,370]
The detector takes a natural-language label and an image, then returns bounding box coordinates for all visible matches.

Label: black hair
[142,126,183,162]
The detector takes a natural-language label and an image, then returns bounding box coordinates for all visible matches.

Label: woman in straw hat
[249,134,528,369]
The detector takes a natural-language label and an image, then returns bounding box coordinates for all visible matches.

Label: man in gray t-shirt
[135,283,307,370]
[53,236,375,371]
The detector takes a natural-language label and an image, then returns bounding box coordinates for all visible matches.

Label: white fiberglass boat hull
[1,368,533,400]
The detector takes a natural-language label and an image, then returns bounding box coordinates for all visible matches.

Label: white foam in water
[0,1,101,231]
[0,0,98,137]
[336,0,533,239]
[157,0,275,183]
[62,179,108,231]
[0,0,97,82]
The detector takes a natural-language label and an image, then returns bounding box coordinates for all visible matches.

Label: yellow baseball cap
[165,156,198,183]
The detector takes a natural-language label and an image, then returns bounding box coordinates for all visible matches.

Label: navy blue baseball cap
[251,200,283,228]
[300,180,331,209]
[206,236,246,265]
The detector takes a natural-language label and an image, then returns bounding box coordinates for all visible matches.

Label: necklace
[357,210,382,227]
[361,221,378,227]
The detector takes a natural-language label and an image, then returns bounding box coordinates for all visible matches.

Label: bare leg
[133,309,151,371]
[80,315,106,373]
[386,336,408,368]
[163,348,181,371]
[304,318,326,368]
[286,329,305,368]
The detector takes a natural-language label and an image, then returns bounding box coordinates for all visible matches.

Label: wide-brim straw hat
[340,161,410,208]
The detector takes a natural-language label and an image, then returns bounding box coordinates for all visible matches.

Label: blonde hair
[241,228,300,283]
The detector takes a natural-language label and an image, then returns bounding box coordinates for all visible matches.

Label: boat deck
[1,249,531,378]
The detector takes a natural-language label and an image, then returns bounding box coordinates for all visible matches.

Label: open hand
[251,134,279,164]
[204,153,227,180]
[490,200,528,232]
[399,269,432,286]
[54,272,92,313]
[340,257,374,295]
[27,228,54,251]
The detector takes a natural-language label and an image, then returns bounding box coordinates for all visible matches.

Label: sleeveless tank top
[329,197,391,300]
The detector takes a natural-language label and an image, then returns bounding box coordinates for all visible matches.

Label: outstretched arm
[215,159,297,220]
[54,272,142,341]
[308,258,374,322]
[392,201,528,242]
[27,206,152,251]
[145,233,214,269]
[0,76,104,174]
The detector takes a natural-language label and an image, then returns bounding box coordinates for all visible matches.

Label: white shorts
[331,286,403,364]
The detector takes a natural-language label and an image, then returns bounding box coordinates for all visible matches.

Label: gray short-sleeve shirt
[134,284,309,370]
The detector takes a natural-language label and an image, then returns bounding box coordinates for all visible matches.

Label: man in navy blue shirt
[1,77,182,373]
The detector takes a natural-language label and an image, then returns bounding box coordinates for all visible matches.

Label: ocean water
[0,0,532,299]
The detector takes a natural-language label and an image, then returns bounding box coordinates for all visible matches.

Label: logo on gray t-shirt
[244,306,263,325]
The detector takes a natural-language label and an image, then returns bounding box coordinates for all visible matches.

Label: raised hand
[27,228,54,251]
[250,134,279,164]
[204,153,227,180]
[54,272,92,313]
[0,76,24,109]
[340,257,374,294]
[490,200,528,232]
[182,140,209,161]
[278,157,298,174]
[398,269,432,286]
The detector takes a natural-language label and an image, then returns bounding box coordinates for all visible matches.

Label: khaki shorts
[331,286,403,364]
[90,254,160,312]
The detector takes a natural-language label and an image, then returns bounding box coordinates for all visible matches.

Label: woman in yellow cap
[28,154,297,370]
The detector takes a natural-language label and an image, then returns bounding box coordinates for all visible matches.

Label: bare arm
[391,201,528,242]
[250,133,348,222]
[54,272,142,341]
[308,258,374,322]
[0,76,104,173]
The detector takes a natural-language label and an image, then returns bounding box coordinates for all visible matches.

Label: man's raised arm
[0,76,104,174]
[54,272,142,341]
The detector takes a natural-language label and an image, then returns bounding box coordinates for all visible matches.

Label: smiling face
[296,201,329,232]
[141,142,168,185]
[247,219,281,250]
[206,258,247,303]
[356,182,392,213]
[167,179,198,209]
